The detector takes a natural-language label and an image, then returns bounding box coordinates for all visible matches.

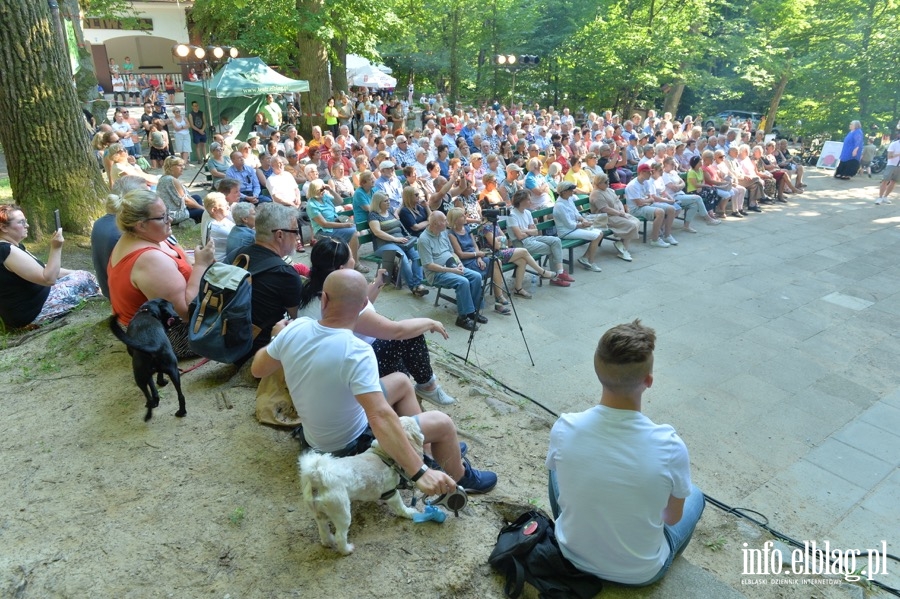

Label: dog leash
[179,357,210,374]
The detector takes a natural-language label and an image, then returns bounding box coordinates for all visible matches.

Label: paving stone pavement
[373,169,900,597]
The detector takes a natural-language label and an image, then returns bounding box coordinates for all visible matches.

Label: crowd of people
[12,92,900,590]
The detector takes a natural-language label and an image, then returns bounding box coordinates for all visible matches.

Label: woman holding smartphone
[0,204,100,329]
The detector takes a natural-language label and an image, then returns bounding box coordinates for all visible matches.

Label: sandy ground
[0,299,871,599]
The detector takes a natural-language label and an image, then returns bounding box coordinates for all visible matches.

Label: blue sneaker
[458,457,497,494]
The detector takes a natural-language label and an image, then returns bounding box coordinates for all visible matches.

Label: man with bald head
[252,269,497,494]
[418,211,485,331]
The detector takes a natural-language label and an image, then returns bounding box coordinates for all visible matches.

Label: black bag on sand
[488,510,604,599]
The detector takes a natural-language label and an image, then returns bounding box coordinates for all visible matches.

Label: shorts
[883,165,900,183]
[630,205,663,220]
[191,131,207,144]
[129,92,139,98]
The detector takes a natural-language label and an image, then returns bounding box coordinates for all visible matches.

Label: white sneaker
[415,384,456,406]
[577,256,593,270]
[613,240,626,256]
[587,262,602,272]
[884,198,893,205]
[619,250,633,262]
[649,238,670,248]
[876,197,884,205]
[664,235,679,246]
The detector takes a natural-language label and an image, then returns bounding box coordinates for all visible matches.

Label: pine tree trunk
[0,0,107,239]
[296,0,331,136]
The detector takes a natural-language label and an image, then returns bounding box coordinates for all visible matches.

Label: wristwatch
[409,464,429,483]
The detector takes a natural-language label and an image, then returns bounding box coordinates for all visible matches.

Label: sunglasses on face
[145,211,175,223]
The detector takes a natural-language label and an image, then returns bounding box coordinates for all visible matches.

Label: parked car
[704,110,763,132]
[704,110,791,138]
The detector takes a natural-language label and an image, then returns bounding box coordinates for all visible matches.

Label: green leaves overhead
[190,0,899,135]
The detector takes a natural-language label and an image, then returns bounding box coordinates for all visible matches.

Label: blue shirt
[374,175,404,213]
[352,186,374,224]
[307,195,339,234]
[225,164,260,198]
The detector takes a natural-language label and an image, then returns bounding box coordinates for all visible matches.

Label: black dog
[109,299,186,421]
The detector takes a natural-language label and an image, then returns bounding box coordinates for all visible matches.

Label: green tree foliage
[193,0,899,137]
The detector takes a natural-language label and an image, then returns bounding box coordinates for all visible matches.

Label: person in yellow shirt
[563,156,593,195]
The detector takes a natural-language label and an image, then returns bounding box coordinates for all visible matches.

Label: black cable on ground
[445,351,900,596]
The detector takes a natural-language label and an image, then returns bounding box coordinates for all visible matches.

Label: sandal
[494,295,510,306]
[513,287,533,299]
[494,302,511,315]
[539,268,555,279]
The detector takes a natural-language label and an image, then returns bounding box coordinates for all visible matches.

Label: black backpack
[187,253,284,363]
[488,510,604,599]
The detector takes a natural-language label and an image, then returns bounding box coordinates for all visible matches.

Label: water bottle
[530,273,537,288]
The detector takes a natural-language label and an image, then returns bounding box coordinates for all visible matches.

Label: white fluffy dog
[298,416,423,555]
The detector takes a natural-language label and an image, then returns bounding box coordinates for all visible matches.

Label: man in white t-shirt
[546,319,704,586]
[625,164,676,247]
[251,269,497,495]
[877,132,900,205]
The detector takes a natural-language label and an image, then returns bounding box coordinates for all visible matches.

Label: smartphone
[53,209,61,231]
[205,223,212,242]
[381,270,391,285]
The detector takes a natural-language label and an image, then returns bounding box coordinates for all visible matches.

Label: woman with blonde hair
[368,192,429,296]
[398,184,430,237]
[108,190,214,357]
[108,143,158,187]
[158,156,204,224]
[589,173,638,261]
[203,192,234,261]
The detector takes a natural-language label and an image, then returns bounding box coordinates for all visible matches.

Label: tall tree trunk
[765,64,791,134]
[448,6,461,110]
[475,47,485,97]
[329,37,348,96]
[0,0,107,238]
[60,0,99,106]
[663,82,685,116]
[296,0,330,136]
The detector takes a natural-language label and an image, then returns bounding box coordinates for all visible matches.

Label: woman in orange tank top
[108,190,214,357]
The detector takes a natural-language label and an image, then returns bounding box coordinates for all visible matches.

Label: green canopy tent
[183,57,309,153]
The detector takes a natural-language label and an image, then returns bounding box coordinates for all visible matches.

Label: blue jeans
[548,471,705,586]
[431,268,483,316]
[376,243,423,289]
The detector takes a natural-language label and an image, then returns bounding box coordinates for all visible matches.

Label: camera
[482,209,502,220]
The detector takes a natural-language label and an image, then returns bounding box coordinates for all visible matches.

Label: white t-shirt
[296,297,377,345]
[266,172,301,205]
[887,140,900,167]
[624,177,653,211]
[546,405,692,585]
[209,219,235,261]
[112,121,134,148]
[661,171,685,199]
[506,207,534,239]
[267,317,380,452]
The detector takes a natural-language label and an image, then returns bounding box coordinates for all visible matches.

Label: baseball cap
[637,163,652,173]
[506,164,523,172]
[557,181,577,192]
[379,160,396,170]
